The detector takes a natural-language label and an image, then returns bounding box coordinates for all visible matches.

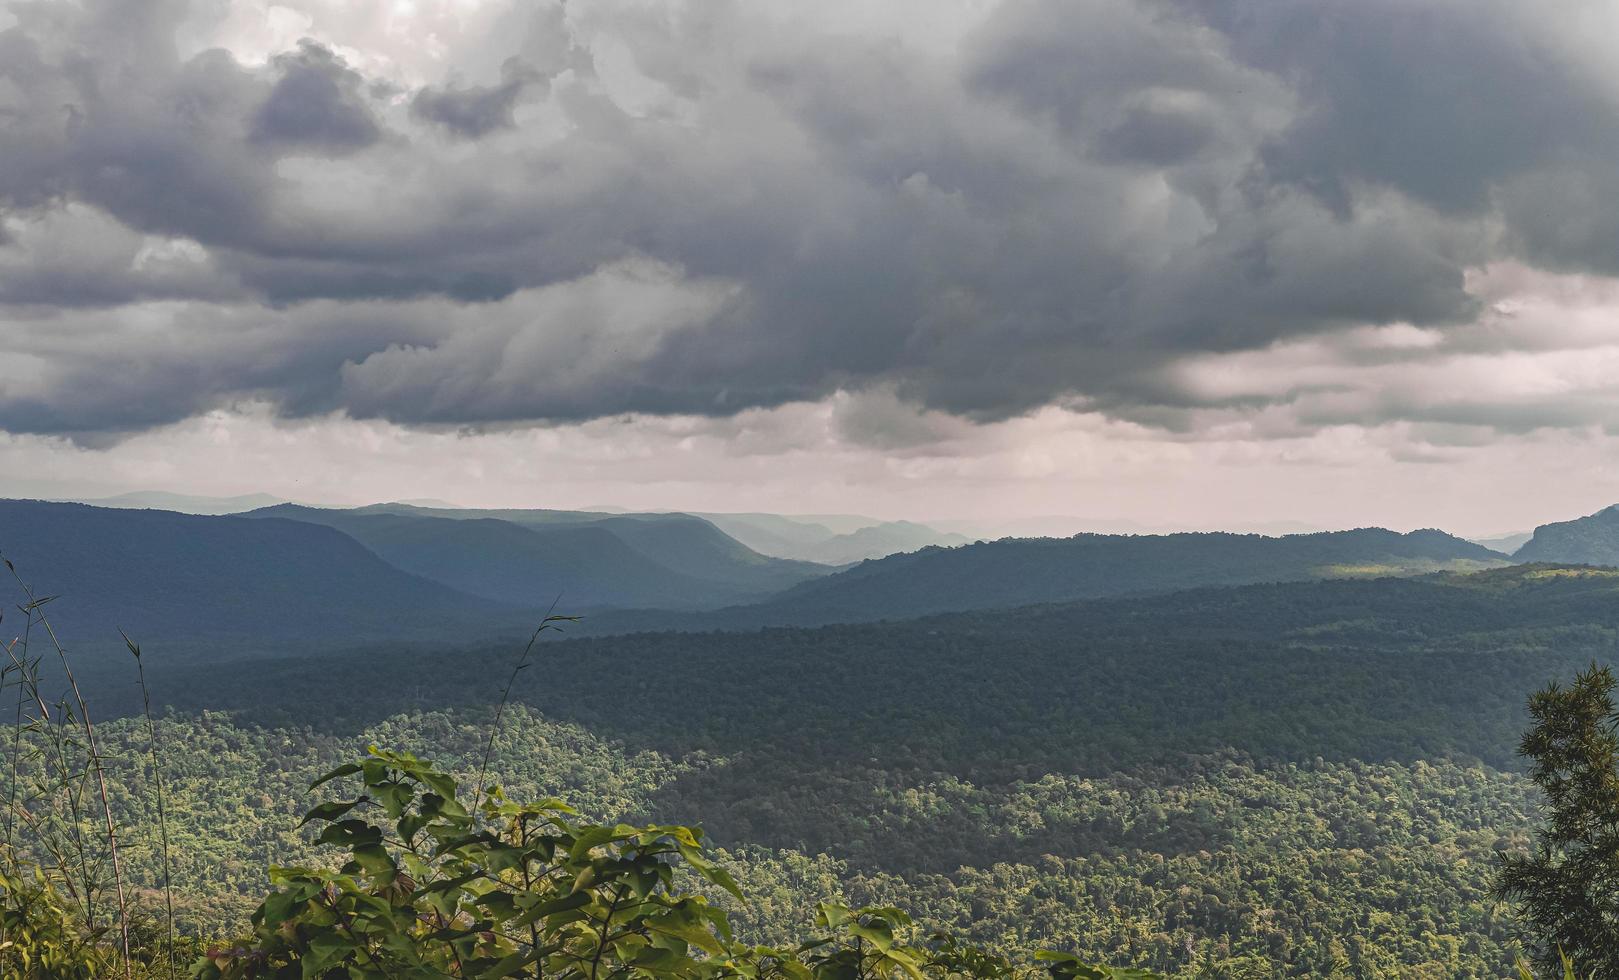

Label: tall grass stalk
[472,598,576,816]
[6,608,102,924]
[1,636,22,953]
[47,684,97,923]
[4,635,24,856]
[5,598,99,922]
[4,609,39,860]
[126,629,177,978]
[3,554,134,979]
[1,641,89,909]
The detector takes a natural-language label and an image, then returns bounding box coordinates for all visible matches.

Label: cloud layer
[3,0,1619,461]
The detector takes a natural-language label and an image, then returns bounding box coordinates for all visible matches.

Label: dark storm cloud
[1181,0,1619,216]
[1,1,278,249]
[411,57,544,138]
[1093,104,1215,168]
[1,0,1617,439]
[250,40,383,152]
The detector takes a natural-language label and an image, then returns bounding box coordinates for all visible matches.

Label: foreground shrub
[0,862,110,978]
[196,746,1154,980]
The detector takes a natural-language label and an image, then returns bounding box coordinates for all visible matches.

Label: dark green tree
[1496,664,1619,975]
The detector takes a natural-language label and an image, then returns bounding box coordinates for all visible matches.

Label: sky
[4,0,1619,536]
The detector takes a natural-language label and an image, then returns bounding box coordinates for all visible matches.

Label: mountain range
[0,496,1556,655]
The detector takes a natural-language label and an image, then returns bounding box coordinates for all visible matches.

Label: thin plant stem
[472,598,576,817]
[2,554,134,979]
[47,691,96,925]
[4,634,25,858]
[4,611,41,865]
[125,629,177,978]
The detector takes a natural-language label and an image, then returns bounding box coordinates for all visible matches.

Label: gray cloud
[411,57,544,138]
[2,0,1619,440]
[1182,0,1619,217]
[0,206,237,307]
[250,40,383,152]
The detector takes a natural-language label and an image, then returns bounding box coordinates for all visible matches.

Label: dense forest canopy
[13,502,1619,975]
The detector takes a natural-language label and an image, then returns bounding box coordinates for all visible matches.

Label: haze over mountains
[697,513,974,565]
[243,503,828,610]
[12,494,1619,659]
[65,490,288,515]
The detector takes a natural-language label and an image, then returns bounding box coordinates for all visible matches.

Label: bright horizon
[3,396,1615,540]
[0,454,1594,542]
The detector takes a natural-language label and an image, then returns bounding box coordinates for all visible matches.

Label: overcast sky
[5,0,1619,535]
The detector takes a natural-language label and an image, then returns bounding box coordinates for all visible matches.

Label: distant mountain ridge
[64,490,287,515]
[714,526,1508,627]
[1470,531,1532,554]
[796,521,974,565]
[1514,505,1619,565]
[696,512,971,563]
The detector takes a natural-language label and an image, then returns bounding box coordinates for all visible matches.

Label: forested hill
[0,499,516,655]
[138,565,1612,782]
[1514,503,1619,565]
[707,526,1508,626]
